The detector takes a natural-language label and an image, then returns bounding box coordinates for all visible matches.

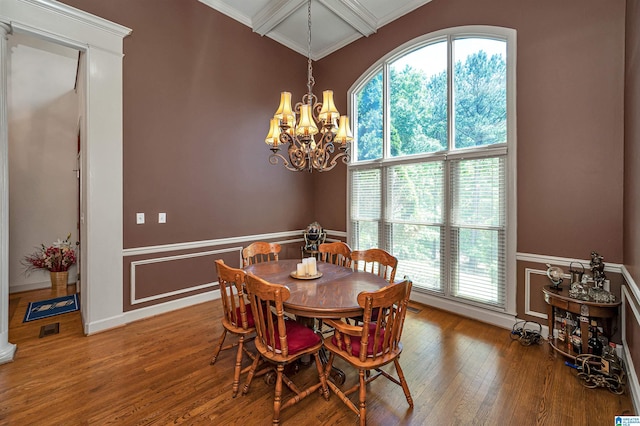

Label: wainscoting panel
[130,247,241,305]
[122,230,317,312]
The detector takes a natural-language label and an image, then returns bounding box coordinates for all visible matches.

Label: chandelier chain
[306,0,314,100]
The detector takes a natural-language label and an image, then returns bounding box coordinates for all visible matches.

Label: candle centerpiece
[291,257,322,279]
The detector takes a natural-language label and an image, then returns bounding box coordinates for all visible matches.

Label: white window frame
[347,26,517,327]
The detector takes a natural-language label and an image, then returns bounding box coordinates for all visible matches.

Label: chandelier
[264,0,353,172]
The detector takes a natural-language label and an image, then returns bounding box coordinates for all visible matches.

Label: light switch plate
[158,212,166,223]
[136,213,145,224]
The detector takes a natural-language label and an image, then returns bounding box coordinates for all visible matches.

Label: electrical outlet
[158,212,166,223]
[136,213,145,224]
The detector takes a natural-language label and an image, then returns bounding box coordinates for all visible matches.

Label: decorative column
[0,22,17,364]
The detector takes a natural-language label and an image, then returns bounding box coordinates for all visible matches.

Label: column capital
[0,23,10,36]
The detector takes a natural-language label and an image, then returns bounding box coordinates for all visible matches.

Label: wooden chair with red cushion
[318,241,352,268]
[211,260,257,397]
[242,272,330,425]
[322,279,414,426]
[351,248,398,283]
[242,241,281,267]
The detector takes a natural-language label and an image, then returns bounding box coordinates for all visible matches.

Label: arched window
[348,26,516,313]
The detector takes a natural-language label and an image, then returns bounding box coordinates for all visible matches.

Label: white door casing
[0,0,131,363]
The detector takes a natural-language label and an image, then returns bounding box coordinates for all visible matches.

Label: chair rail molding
[517,252,623,275]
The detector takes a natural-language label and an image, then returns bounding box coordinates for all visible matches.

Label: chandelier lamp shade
[264,0,353,172]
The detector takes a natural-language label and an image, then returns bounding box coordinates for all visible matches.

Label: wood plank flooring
[1,287,635,425]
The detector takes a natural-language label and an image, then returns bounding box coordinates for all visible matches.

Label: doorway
[7,33,81,297]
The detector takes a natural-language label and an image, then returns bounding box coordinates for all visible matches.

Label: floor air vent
[39,323,60,338]
[407,305,422,314]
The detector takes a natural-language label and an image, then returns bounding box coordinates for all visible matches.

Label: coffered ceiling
[198,0,432,60]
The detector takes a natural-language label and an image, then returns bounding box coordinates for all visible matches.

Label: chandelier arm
[310,132,332,169]
[269,151,305,172]
[329,151,349,170]
[288,143,309,170]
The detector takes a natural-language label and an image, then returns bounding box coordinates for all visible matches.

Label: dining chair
[242,241,281,267]
[242,272,330,425]
[322,279,414,426]
[318,241,352,268]
[351,248,398,283]
[211,259,258,397]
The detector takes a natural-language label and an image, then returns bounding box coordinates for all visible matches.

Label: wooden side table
[542,285,620,359]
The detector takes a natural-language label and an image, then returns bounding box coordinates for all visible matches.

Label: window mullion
[447,34,454,152]
[443,159,452,297]
[443,35,454,298]
[378,63,389,250]
[380,166,388,250]
[383,62,391,160]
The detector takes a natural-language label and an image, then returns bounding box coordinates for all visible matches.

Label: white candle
[296,263,305,276]
[308,257,317,275]
[302,258,310,276]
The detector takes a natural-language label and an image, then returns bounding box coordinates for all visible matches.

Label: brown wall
[624,0,640,386]
[61,0,315,249]
[625,0,640,279]
[59,0,320,309]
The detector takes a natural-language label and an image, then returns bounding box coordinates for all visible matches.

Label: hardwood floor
[1,287,635,425]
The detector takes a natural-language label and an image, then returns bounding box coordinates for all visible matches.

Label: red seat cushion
[267,320,321,355]
[331,323,385,357]
[233,303,255,328]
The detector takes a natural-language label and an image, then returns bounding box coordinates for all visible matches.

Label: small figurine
[590,251,606,289]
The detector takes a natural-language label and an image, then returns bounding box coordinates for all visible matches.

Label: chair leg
[241,352,262,396]
[313,352,330,400]
[272,364,285,425]
[394,358,414,408]
[231,335,245,398]
[210,329,228,365]
[358,369,367,426]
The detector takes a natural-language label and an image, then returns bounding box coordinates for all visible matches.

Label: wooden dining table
[244,259,391,319]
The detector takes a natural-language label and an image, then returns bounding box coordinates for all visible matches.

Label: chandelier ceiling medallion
[264,0,353,172]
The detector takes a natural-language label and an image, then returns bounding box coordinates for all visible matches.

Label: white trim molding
[123,229,308,257]
[130,247,242,305]
[517,252,624,275]
[622,285,640,414]
[411,291,516,331]
[523,267,564,320]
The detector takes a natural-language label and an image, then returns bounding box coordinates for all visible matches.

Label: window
[348,27,516,313]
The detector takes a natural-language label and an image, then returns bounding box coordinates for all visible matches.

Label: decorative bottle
[587,320,603,356]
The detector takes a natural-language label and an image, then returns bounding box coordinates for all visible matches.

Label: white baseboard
[9,281,50,293]
[85,289,220,335]
[411,291,517,330]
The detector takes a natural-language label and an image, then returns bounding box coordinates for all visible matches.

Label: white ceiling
[198,0,432,60]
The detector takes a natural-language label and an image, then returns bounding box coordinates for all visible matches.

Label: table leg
[296,315,347,385]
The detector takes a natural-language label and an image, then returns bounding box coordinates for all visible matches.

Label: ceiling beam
[319,0,377,36]
[252,0,307,36]
[198,0,252,27]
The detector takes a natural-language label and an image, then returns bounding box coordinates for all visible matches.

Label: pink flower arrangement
[23,234,77,273]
